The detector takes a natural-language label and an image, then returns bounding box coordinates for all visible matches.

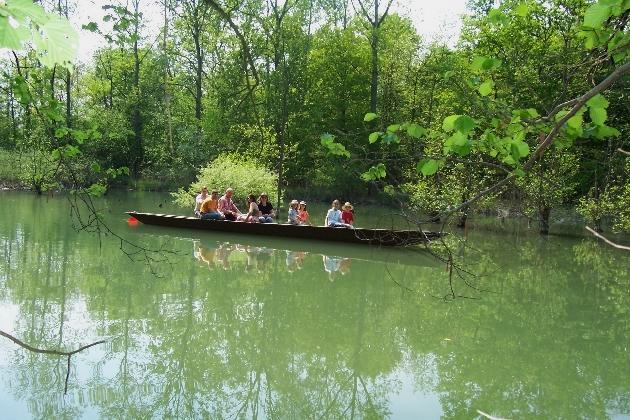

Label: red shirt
[341,210,354,225]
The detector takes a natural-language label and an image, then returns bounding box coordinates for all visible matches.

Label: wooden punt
[126,211,443,246]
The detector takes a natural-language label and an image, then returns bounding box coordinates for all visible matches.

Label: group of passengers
[194,187,354,228]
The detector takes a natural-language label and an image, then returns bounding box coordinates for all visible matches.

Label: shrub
[171,154,280,210]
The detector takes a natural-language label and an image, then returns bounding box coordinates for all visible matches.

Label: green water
[0,190,628,419]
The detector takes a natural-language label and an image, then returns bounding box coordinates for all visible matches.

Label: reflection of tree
[413,232,630,419]
[3,208,630,418]
[0,330,105,393]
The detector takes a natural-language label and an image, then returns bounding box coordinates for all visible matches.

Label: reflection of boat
[126,211,443,246]
[164,229,441,268]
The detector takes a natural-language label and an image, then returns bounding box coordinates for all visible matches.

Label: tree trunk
[539,205,551,235]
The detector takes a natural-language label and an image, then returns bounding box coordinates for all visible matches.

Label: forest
[0,0,629,236]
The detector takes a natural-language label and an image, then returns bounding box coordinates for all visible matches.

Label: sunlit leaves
[33,13,78,68]
[417,158,441,177]
[443,115,475,134]
[478,80,494,96]
[367,122,426,146]
[589,107,608,126]
[320,133,350,157]
[587,94,609,125]
[0,0,77,69]
[580,0,630,60]
[85,183,107,197]
[471,56,501,72]
[361,163,386,181]
[364,112,378,122]
[442,115,459,132]
[407,124,426,138]
[583,3,611,28]
[368,132,381,144]
[510,139,530,162]
[514,3,530,17]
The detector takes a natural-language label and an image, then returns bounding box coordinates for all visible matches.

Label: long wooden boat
[126,211,443,246]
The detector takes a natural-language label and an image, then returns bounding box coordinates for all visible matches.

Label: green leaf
[587,94,609,109]
[592,124,620,138]
[442,115,460,132]
[387,124,400,132]
[55,127,69,138]
[510,140,530,159]
[417,159,439,176]
[0,0,77,70]
[368,132,380,144]
[82,22,99,32]
[0,15,30,49]
[361,163,387,181]
[320,133,335,145]
[86,184,107,197]
[583,3,611,28]
[382,132,399,144]
[363,112,378,122]
[567,114,583,129]
[515,3,529,17]
[34,13,78,68]
[590,107,607,125]
[320,133,350,157]
[454,115,475,134]
[471,56,501,72]
[478,80,494,96]
[406,123,426,138]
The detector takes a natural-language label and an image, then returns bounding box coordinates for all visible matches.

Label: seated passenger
[257,193,275,223]
[199,190,225,220]
[297,201,310,225]
[341,202,354,226]
[325,199,352,228]
[194,186,209,217]
[238,194,261,222]
[218,187,241,221]
[287,199,300,224]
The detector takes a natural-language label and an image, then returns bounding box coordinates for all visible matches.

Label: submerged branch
[0,330,105,356]
[1,330,106,394]
[586,226,630,250]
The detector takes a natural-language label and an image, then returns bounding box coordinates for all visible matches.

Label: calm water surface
[1,191,629,419]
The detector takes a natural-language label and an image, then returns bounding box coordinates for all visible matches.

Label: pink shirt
[218,195,239,213]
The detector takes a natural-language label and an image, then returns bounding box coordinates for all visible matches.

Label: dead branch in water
[1,330,106,394]
[586,226,630,250]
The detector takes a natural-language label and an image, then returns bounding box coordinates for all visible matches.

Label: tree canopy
[0,0,629,236]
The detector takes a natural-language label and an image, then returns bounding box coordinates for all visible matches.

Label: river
[0,190,628,419]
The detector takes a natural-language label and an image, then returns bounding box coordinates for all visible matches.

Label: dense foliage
[0,0,629,234]
[171,154,279,210]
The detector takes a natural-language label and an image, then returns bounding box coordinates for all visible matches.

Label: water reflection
[2,191,630,419]
[193,238,370,279]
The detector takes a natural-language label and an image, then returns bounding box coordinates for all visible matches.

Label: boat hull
[126,212,442,246]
